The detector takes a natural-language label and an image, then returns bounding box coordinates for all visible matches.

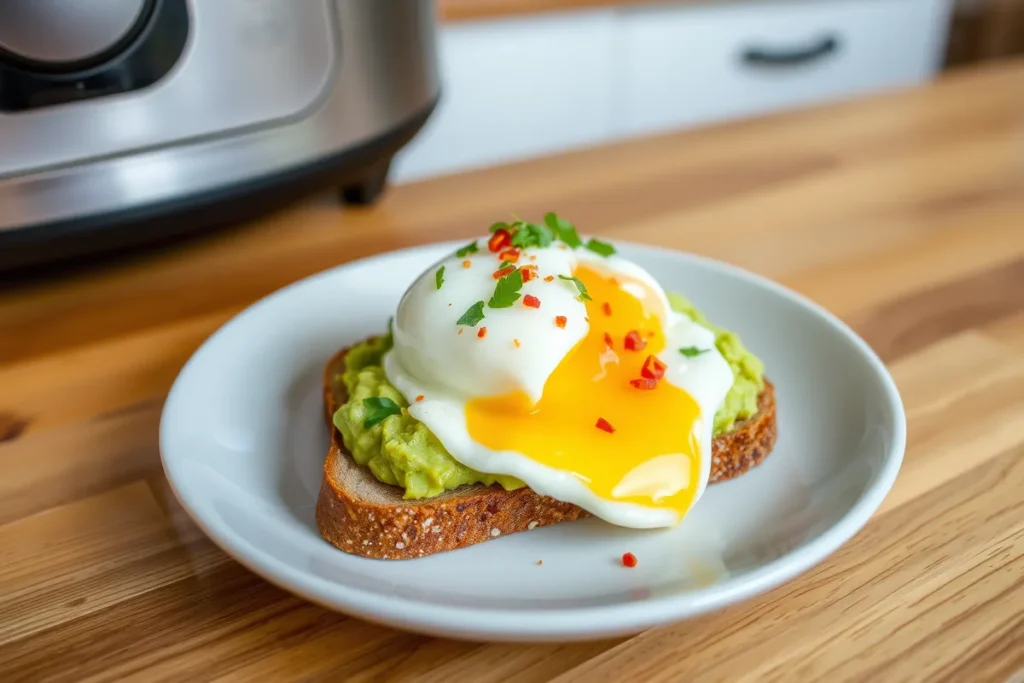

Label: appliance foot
[340,158,392,205]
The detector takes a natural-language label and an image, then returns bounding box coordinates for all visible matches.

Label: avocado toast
[316,306,777,560]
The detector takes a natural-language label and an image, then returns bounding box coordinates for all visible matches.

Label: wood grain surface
[437,0,670,22]
[2,60,1024,682]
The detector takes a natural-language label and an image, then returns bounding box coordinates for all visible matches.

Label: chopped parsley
[362,397,401,428]
[455,241,479,258]
[510,220,554,249]
[488,267,524,308]
[558,274,592,301]
[544,212,583,248]
[585,238,616,257]
[679,346,709,358]
[498,260,515,269]
[457,300,486,326]
[435,265,445,290]
[489,221,511,233]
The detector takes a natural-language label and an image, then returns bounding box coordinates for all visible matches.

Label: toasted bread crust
[316,342,776,559]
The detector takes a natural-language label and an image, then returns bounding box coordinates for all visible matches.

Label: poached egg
[383,236,733,528]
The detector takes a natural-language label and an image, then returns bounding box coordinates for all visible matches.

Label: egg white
[384,245,734,528]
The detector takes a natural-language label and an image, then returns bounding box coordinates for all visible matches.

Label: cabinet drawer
[392,11,617,183]
[618,0,952,135]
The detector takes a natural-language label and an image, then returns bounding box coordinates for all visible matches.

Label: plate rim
[159,239,906,641]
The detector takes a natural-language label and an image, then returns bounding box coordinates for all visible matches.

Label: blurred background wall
[391,0,1024,184]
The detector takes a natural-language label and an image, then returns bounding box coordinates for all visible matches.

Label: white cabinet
[392,0,952,183]
[391,10,618,183]
[617,0,953,135]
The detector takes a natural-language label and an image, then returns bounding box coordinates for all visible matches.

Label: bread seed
[527,521,538,530]
[490,528,500,537]
[432,525,441,533]
[422,517,434,529]
[396,541,406,550]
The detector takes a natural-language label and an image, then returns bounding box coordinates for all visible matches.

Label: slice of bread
[316,343,777,559]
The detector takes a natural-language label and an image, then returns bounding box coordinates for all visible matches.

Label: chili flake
[477,326,487,339]
[595,417,615,433]
[523,294,541,309]
[488,229,511,253]
[462,260,472,268]
[543,275,555,282]
[415,395,425,402]
[554,315,567,328]
[493,265,516,279]
[602,302,613,316]
[513,338,521,348]
[624,330,647,351]
[622,552,638,568]
[498,249,520,263]
[629,377,658,390]
[522,268,535,283]
[641,355,667,380]
[604,332,614,349]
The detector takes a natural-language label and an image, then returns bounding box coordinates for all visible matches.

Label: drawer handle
[740,35,840,67]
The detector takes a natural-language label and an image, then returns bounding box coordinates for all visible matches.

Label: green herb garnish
[544,212,583,248]
[679,346,709,358]
[435,265,445,290]
[457,300,486,326]
[498,260,515,269]
[362,397,401,428]
[455,241,479,258]
[488,268,524,308]
[489,222,511,233]
[510,221,554,249]
[558,274,592,301]
[585,238,616,257]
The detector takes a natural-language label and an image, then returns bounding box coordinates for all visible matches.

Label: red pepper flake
[609,277,620,286]
[513,338,521,348]
[602,302,613,316]
[458,328,464,335]
[622,552,638,568]
[646,330,655,338]
[521,268,535,283]
[641,355,667,380]
[595,417,615,433]
[624,330,646,351]
[498,249,520,263]
[554,315,567,328]
[543,275,554,282]
[604,332,614,349]
[629,377,658,390]
[415,395,425,402]
[477,326,487,339]
[488,229,511,253]
[493,265,516,279]
[530,255,537,262]
[536,559,543,565]
[462,260,472,269]
[523,294,541,309]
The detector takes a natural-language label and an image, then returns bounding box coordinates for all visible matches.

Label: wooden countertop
[3,60,1024,681]
[438,0,661,22]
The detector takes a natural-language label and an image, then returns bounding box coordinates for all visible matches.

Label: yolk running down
[465,265,703,519]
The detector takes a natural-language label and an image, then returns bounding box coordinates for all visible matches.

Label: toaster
[0,0,441,272]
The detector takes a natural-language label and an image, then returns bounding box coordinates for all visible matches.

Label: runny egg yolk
[465,266,703,519]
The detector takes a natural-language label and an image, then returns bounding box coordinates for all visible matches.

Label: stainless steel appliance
[0,0,441,271]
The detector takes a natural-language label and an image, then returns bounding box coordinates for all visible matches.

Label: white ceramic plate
[160,240,905,642]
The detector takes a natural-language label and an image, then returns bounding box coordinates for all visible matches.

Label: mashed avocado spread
[333,294,765,499]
